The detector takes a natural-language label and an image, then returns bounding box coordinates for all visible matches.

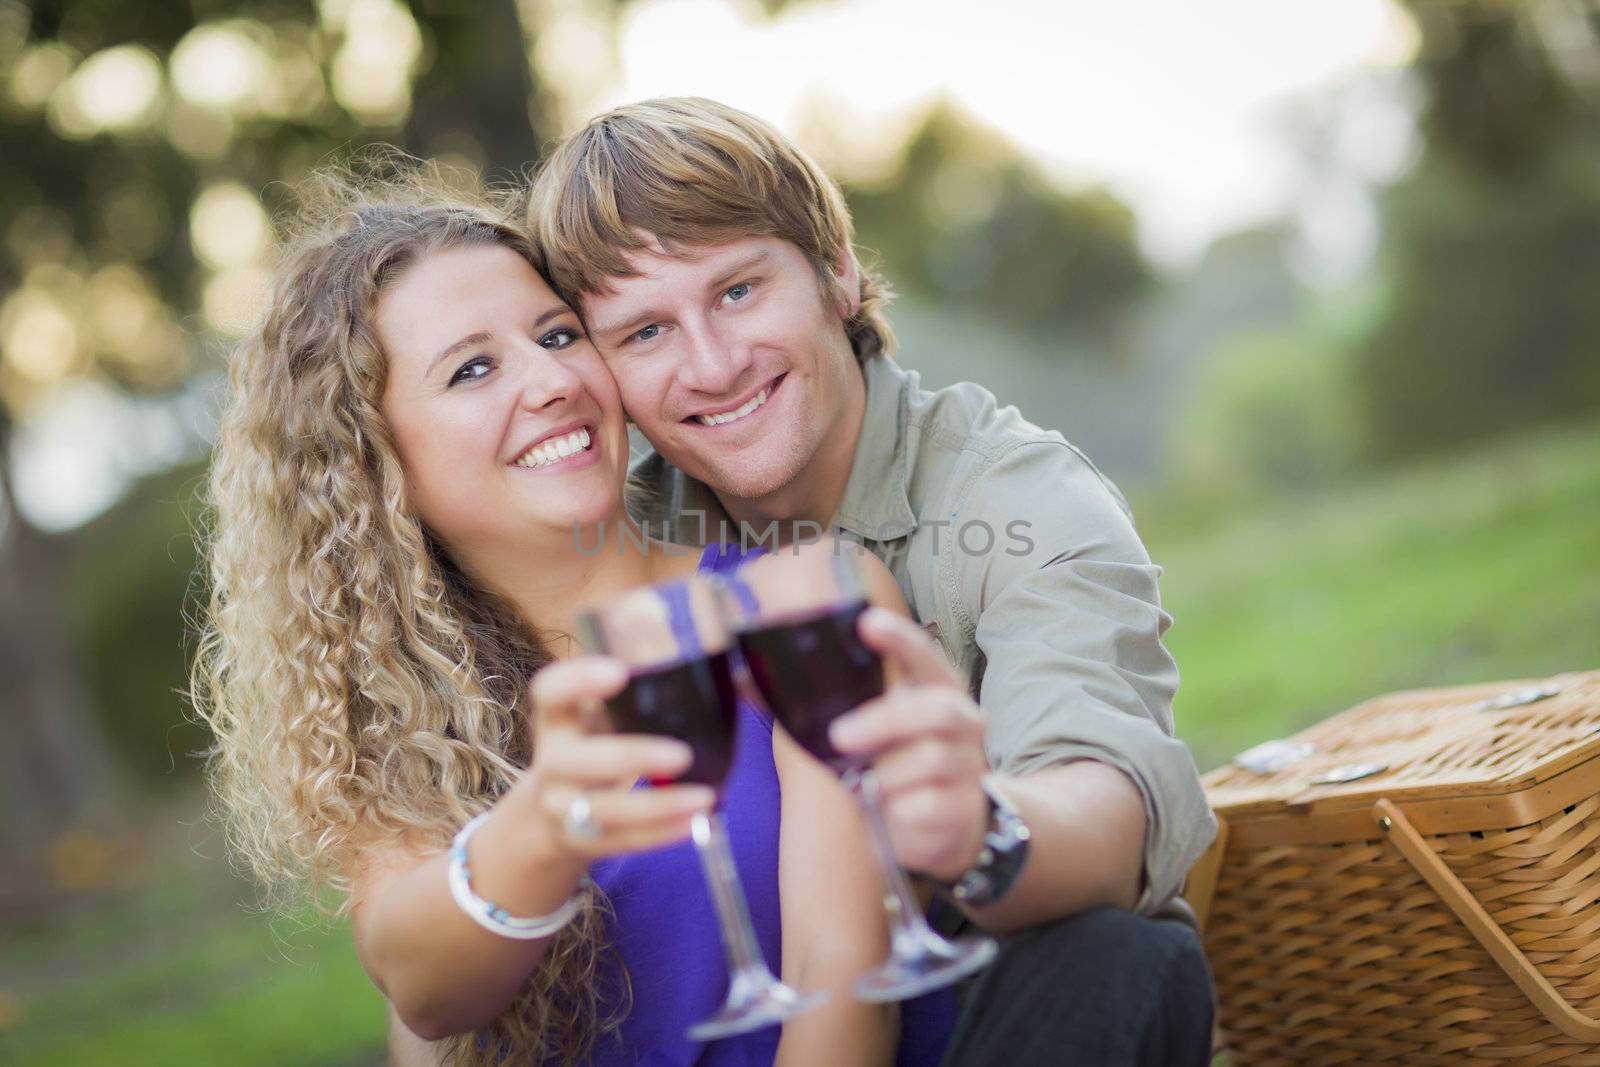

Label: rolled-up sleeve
[949,440,1216,914]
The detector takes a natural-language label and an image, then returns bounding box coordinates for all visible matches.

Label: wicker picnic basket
[1184,670,1600,1066]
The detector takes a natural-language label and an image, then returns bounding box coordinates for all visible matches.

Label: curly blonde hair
[191,159,624,1066]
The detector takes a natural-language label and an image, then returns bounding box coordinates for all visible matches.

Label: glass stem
[850,769,941,954]
[691,810,776,991]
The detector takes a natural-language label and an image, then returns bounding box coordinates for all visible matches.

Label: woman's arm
[353,657,714,1041]
[349,781,588,1041]
[770,537,905,1067]
[770,723,898,1067]
[387,1000,448,1066]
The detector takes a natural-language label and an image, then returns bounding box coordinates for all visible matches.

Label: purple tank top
[584,544,955,1067]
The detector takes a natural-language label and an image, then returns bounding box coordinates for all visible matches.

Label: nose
[679,315,752,397]
[512,341,583,413]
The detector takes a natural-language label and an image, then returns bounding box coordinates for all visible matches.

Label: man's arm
[832,612,1148,934]
[961,441,1215,915]
[832,440,1215,930]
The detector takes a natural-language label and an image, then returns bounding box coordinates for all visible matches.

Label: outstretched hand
[828,608,992,883]
[522,656,715,860]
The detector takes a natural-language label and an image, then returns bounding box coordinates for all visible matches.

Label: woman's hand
[350,655,716,1042]
[518,654,716,860]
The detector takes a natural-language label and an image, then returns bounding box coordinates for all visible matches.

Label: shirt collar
[832,356,919,542]
[667,454,732,535]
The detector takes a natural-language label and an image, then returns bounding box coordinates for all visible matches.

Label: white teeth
[514,428,593,469]
[696,386,770,427]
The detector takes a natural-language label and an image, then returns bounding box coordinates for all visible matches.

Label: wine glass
[577,575,828,1040]
[718,543,998,1002]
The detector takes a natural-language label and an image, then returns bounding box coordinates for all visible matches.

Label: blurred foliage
[69,463,207,788]
[0,0,544,416]
[1354,0,1600,461]
[1174,279,1378,501]
[1176,328,1358,500]
[846,101,1152,349]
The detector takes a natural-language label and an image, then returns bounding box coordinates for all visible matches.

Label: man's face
[581,235,861,505]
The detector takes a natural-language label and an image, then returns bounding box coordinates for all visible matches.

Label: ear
[831,246,862,319]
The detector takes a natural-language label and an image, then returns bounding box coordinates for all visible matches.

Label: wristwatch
[943,777,1031,907]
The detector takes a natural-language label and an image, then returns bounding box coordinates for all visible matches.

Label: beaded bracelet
[447,812,588,940]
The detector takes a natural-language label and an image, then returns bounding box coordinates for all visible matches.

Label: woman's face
[377,242,629,571]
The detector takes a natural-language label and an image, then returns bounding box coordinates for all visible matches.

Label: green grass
[0,868,387,1067]
[1146,421,1600,771]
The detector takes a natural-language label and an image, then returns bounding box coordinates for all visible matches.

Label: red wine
[605,651,740,790]
[737,600,883,770]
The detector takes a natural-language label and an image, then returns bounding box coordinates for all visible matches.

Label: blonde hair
[529,96,895,360]
[191,158,623,1067]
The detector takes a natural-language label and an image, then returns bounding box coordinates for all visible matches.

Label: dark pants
[938,907,1215,1067]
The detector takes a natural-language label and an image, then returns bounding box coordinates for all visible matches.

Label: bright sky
[599,0,1419,266]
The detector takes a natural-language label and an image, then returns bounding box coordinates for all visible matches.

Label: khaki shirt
[628,355,1217,916]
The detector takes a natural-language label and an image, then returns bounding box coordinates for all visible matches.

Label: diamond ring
[562,792,602,842]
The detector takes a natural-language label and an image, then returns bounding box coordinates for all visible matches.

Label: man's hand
[828,607,992,881]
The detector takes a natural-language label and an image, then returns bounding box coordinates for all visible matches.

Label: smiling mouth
[512,425,593,469]
[691,376,784,427]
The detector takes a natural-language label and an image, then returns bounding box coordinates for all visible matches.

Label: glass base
[687,969,830,1041]
[852,932,998,1003]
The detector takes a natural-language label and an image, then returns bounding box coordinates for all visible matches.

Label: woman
[192,165,903,1066]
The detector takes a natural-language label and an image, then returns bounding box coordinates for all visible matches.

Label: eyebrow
[706,249,771,292]
[590,250,773,343]
[425,304,573,378]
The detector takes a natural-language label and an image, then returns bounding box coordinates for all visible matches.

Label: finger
[575,693,616,736]
[541,780,715,827]
[592,816,703,857]
[857,607,964,688]
[830,686,986,759]
[538,733,693,786]
[528,656,627,732]
[878,783,989,878]
[539,782,713,857]
[872,735,988,796]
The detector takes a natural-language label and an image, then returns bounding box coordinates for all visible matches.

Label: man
[528,97,1217,1065]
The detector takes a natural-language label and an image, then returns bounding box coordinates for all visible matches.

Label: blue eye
[634,324,661,343]
[540,327,581,350]
[725,282,751,302]
[449,356,492,386]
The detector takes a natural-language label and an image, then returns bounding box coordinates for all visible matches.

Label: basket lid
[1203,671,1600,819]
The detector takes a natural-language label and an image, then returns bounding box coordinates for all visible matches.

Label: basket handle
[1373,798,1600,1042]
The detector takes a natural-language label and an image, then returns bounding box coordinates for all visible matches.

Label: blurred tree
[68,461,209,792]
[1174,289,1372,501]
[1355,0,1600,461]
[0,0,554,850]
[845,100,1153,354]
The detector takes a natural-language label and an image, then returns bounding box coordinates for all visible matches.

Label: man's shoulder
[895,367,1134,530]
[904,369,1071,463]
[900,369,1118,498]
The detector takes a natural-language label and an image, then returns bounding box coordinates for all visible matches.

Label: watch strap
[946,777,1031,907]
